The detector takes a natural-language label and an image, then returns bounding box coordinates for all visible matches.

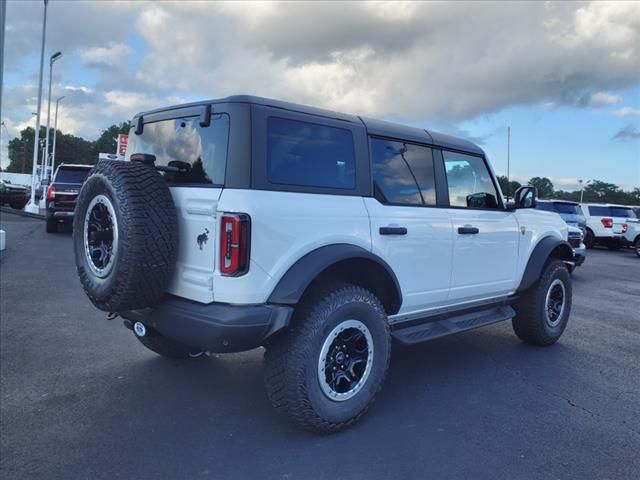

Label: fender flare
[267,244,402,310]
[517,236,574,292]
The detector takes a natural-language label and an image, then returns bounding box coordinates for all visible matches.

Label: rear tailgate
[52,182,82,212]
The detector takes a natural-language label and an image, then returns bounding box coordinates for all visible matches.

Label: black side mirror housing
[513,186,537,209]
[134,116,144,135]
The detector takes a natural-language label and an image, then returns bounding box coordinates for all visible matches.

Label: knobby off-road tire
[72,160,178,312]
[512,259,572,346]
[263,285,391,434]
[135,332,195,359]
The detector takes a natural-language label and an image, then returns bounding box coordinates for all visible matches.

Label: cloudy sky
[2,0,639,190]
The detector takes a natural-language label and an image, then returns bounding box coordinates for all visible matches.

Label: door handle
[458,226,479,235]
[380,226,407,235]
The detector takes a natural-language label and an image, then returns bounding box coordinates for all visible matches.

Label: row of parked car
[536,199,640,259]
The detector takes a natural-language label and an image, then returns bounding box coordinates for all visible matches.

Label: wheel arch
[267,244,402,315]
[517,236,574,292]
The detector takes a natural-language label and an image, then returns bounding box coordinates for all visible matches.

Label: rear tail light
[220,213,251,276]
[601,217,613,228]
[47,185,56,201]
[622,223,628,234]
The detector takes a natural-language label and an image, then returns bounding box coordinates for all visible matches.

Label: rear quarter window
[609,207,637,218]
[588,206,611,216]
[267,117,356,189]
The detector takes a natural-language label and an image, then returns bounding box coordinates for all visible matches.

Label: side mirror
[514,186,537,209]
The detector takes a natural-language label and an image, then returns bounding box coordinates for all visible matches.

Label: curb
[0,206,45,220]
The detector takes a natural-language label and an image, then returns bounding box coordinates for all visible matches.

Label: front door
[441,150,519,303]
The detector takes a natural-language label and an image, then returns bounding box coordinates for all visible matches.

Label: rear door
[125,107,231,303]
[365,137,453,314]
[441,150,519,302]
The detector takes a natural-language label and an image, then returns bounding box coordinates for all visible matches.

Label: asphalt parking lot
[1,212,639,480]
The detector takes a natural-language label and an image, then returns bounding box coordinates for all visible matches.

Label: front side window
[267,117,356,189]
[443,151,499,208]
[126,113,229,186]
[371,138,436,206]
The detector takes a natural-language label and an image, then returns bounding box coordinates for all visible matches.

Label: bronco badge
[196,228,209,250]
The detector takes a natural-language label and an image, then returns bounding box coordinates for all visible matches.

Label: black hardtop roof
[135,94,484,156]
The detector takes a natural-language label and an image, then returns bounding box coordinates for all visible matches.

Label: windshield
[609,207,637,218]
[125,113,229,186]
[55,167,92,184]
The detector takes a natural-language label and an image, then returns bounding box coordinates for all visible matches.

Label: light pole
[26,0,49,214]
[579,179,592,203]
[44,51,62,183]
[51,96,65,172]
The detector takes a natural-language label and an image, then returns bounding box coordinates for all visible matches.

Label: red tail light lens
[601,217,613,228]
[622,223,628,233]
[47,185,56,201]
[220,213,251,276]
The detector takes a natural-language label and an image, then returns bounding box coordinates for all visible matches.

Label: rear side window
[609,207,637,218]
[267,117,355,189]
[536,202,554,211]
[443,151,499,208]
[55,167,91,184]
[588,206,611,216]
[126,113,229,186]
[371,138,436,206]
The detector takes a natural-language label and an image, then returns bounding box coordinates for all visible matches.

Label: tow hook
[106,312,119,321]
[133,322,147,337]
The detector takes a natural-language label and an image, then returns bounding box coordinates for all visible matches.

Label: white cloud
[587,92,621,107]
[80,43,132,69]
[613,107,640,117]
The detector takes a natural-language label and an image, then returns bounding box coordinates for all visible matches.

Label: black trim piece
[458,226,479,234]
[392,305,515,345]
[267,244,402,310]
[518,237,574,292]
[120,296,293,353]
[380,227,407,235]
[199,104,212,127]
[134,116,144,135]
[433,149,449,207]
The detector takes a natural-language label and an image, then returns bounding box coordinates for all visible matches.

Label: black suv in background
[46,164,93,233]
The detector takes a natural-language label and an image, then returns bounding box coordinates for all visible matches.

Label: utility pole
[26,0,49,214]
[507,126,511,184]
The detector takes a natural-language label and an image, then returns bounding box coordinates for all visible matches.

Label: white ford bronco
[73,95,574,433]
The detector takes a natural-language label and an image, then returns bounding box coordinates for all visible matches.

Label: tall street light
[25,0,49,214]
[51,96,65,172]
[44,51,62,183]
[579,179,592,203]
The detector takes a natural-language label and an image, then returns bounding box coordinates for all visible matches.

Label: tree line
[497,176,640,205]
[3,122,131,174]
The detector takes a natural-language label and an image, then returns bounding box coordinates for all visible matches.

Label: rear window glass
[55,167,92,184]
[609,207,637,218]
[126,114,229,186]
[371,138,435,206]
[536,202,554,211]
[267,117,356,189]
[552,202,579,214]
[588,206,611,216]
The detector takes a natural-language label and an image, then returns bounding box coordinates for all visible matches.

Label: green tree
[528,176,554,199]
[92,122,131,158]
[497,175,521,197]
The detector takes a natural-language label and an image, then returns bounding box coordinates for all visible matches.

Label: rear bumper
[121,296,293,353]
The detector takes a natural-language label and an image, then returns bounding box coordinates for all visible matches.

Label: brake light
[601,218,613,228]
[47,185,56,201]
[622,223,628,234]
[220,213,251,276]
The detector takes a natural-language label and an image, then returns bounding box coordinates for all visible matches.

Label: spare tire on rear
[72,160,178,312]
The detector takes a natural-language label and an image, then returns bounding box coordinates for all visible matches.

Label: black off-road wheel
[263,285,391,434]
[512,259,572,346]
[45,218,58,234]
[72,160,178,312]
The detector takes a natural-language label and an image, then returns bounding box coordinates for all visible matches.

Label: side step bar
[391,305,515,345]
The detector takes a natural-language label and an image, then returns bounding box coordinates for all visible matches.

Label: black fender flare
[518,236,574,292]
[267,244,402,311]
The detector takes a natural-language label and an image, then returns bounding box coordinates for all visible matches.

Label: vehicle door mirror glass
[514,186,537,209]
